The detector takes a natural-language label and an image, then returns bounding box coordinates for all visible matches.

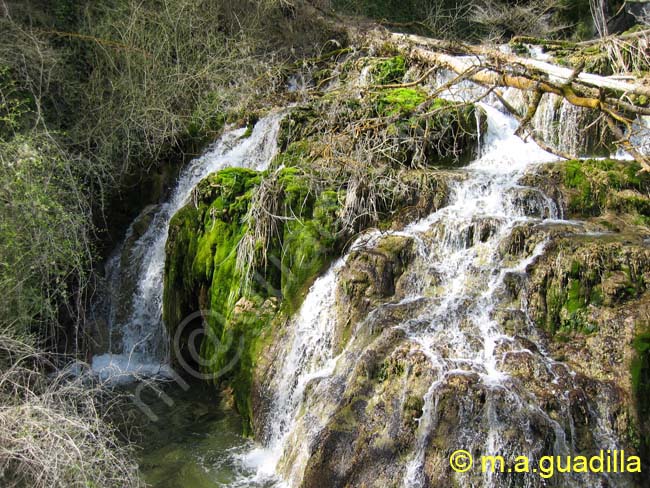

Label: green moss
[403,395,424,424]
[589,285,603,306]
[164,163,346,432]
[543,274,599,335]
[271,141,312,169]
[569,260,582,278]
[565,279,585,314]
[509,42,529,56]
[279,179,343,312]
[373,56,407,85]
[376,88,427,116]
[210,296,276,436]
[563,159,650,217]
[163,167,264,433]
[278,106,318,149]
[375,357,405,382]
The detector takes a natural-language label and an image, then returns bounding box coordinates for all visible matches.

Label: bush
[0,333,141,488]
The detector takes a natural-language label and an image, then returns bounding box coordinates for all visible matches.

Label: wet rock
[506,186,556,219]
[300,330,434,488]
[335,234,415,349]
[602,270,636,305]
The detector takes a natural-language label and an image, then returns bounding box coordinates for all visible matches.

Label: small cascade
[238,261,344,486]
[238,83,633,487]
[91,112,284,382]
[501,89,611,158]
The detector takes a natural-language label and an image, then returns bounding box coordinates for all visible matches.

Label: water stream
[233,96,629,487]
[91,112,284,382]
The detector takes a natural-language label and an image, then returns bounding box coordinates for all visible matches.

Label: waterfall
[234,262,344,486]
[233,88,631,487]
[90,57,635,484]
[91,112,284,382]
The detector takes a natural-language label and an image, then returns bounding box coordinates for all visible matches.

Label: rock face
[163,44,650,487]
[271,159,650,488]
[163,50,484,434]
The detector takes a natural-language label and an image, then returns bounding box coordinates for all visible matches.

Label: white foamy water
[92,112,284,382]
[235,260,345,487]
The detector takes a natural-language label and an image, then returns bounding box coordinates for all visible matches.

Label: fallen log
[354,27,650,170]
[374,31,650,98]
[299,4,650,169]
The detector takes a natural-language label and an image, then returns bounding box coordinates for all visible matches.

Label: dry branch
[349,26,650,170]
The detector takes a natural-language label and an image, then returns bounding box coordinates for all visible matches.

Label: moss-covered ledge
[521,158,650,231]
[510,158,650,458]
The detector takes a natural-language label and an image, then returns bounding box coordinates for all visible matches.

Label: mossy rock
[527,235,650,335]
[164,164,348,432]
[523,159,650,231]
[376,88,426,115]
[632,325,650,456]
[377,95,485,167]
[336,234,415,350]
[563,159,650,216]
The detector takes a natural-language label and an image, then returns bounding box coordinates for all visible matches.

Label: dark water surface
[129,380,255,488]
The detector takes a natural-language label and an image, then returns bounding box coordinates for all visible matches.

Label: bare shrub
[0,332,141,488]
[471,0,564,41]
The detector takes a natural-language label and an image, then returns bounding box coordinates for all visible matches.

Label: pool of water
[128,380,263,488]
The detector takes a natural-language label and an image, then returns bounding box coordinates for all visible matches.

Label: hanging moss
[164,163,349,432]
[163,167,263,431]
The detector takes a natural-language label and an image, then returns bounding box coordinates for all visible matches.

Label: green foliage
[0,66,32,139]
[0,132,93,342]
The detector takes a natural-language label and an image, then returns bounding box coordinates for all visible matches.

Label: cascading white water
[236,261,344,486]
[91,112,284,382]
[237,85,632,487]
